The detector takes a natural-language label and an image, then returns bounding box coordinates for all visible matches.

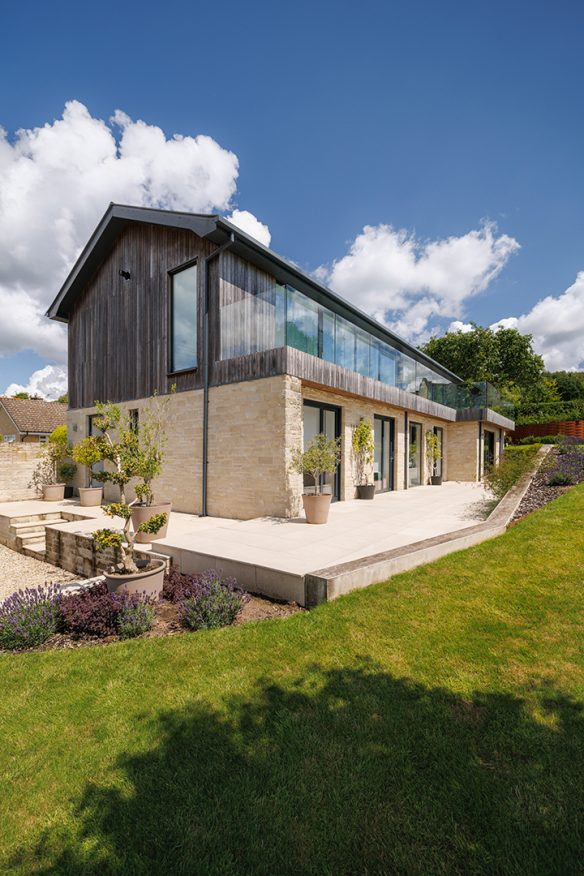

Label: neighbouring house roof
[46,203,463,385]
[0,397,67,436]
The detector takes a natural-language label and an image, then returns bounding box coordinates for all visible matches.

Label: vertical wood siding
[68,222,216,408]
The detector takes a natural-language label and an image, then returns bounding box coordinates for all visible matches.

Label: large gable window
[170,262,197,372]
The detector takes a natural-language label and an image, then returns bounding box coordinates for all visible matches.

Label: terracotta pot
[431,475,443,486]
[103,559,165,598]
[356,484,375,500]
[79,486,103,507]
[42,483,65,501]
[302,494,332,524]
[131,502,172,543]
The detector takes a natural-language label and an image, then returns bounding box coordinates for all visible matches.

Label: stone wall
[45,525,169,578]
[0,444,43,501]
[68,390,203,514]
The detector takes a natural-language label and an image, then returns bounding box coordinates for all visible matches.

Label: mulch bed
[13,593,304,653]
[510,448,579,524]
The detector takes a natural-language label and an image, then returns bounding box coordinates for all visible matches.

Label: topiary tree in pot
[425,430,442,485]
[30,425,72,501]
[93,503,168,597]
[351,418,375,499]
[290,433,341,524]
[72,437,104,506]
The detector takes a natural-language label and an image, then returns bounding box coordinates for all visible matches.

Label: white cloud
[226,209,271,246]
[317,222,520,341]
[4,365,68,400]
[492,272,584,370]
[0,100,270,387]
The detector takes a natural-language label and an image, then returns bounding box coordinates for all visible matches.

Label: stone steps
[9,514,68,560]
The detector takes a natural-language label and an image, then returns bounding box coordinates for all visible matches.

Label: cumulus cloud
[226,209,271,247]
[4,365,68,400]
[492,272,584,370]
[0,100,270,386]
[316,222,520,341]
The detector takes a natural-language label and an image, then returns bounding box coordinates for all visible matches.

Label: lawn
[1,488,583,874]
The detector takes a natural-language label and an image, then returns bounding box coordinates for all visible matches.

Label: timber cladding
[68,222,216,409]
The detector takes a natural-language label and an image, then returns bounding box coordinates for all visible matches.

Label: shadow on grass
[18,662,584,875]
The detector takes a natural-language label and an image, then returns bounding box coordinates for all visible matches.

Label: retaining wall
[0,444,42,501]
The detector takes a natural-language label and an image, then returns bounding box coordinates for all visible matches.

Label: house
[48,203,514,519]
[0,396,67,443]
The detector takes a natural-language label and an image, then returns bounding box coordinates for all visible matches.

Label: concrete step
[17,532,48,547]
[8,513,63,526]
[22,542,47,560]
[10,523,48,536]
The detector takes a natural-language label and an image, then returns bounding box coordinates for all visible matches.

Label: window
[128,409,139,432]
[170,262,197,372]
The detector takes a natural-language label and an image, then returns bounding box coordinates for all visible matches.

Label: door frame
[408,420,423,487]
[302,400,341,500]
[433,426,444,479]
[374,414,395,493]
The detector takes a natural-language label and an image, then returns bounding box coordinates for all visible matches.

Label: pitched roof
[0,397,67,435]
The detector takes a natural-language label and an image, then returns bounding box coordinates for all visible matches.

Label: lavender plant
[0,585,62,650]
[175,571,247,630]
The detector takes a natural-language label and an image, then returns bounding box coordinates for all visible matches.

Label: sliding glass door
[374,416,395,493]
[408,422,422,487]
[303,401,341,499]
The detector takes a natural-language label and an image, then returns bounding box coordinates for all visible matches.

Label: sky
[1,0,583,398]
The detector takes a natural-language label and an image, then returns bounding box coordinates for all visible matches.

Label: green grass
[1,488,584,874]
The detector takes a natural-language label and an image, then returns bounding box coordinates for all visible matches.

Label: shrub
[545,447,584,487]
[547,471,575,487]
[483,445,539,501]
[0,585,62,650]
[61,582,156,639]
[60,582,118,637]
[116,597,156,639]
[518,435,559,445]
[176,571,247,631]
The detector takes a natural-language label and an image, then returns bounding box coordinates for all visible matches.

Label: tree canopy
[420,324,552,403]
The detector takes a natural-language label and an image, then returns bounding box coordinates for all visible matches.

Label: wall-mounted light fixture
[119,269,131,280]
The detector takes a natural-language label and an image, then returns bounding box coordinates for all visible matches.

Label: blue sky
[1,0,584,396]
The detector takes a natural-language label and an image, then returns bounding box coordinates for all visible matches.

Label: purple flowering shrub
[164,569,247,630]
[546,448,584,486]
[117,598,156,639]
[61,582,156,638]
[0,584,62,650]
[173,570,248,630]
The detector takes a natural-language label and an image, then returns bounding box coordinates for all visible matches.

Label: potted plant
[425,430,443,485]
[72,436,104,506]
[58,462,77,499]
[352,418,375,499]
[30,425,72,501]
[129,392,173,543]
[93,503,168,597]
[291,433,341,524]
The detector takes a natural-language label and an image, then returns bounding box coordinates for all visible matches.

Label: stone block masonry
[0,444,43,502]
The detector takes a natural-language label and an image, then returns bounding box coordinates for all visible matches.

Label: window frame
[167,257,199,377]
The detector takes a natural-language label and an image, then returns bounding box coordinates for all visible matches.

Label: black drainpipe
[404,411,409,489]
[201,233,235,517]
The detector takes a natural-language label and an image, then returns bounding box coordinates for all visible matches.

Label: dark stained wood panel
[68,222,216,408]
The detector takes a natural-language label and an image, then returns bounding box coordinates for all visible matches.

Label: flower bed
[0,570,302,652]
[511,443,584,523]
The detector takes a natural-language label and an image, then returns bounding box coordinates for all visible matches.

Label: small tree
[132,391,173,506]
[290,433,341,496]
[425,431,442,482]
[351,418,375,486]
[30,426,72,493]
[72,437,103,487]
[88,402,139,503]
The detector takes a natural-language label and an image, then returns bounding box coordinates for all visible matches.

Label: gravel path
[0,544,77,601]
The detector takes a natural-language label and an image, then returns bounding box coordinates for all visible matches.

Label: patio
[0,482,495,605]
